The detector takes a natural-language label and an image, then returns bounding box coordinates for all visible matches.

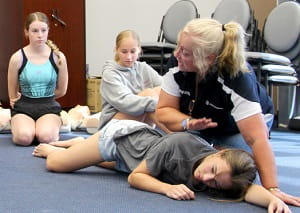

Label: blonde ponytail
[217,22,249,77]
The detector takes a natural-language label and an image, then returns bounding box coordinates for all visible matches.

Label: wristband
[181,118,192,130]
[268,187,280,192]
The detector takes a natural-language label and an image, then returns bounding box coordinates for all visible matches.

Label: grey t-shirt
[115,130,216,190]
[146,132,217,190]
[115,127,163,171]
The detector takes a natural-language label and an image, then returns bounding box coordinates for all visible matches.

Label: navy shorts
[11,96,61,121]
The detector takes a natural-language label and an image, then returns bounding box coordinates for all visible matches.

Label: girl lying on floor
[33,115,291,212]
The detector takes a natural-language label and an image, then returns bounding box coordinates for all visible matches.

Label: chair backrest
[278,0,296,4]
[161,0,199,44]
[263,1,300,61]
[211,0,260,51]
[212,0,252,30]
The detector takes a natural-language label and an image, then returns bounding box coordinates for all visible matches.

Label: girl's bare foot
[32,144,65,158]
[49,136,85,148]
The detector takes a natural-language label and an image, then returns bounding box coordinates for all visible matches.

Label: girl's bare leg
[112,111,173,132]
[36,114,62,143]
[98,161,116,170]
[11,114,36,146]
[112,112,145,121]
[144,112,172,134]
[138,87,171,133]
[33,132,104,173]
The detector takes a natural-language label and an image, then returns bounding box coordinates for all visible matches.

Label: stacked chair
[246,1,300,128]
[139,0,199,75]
[211,0,300,129]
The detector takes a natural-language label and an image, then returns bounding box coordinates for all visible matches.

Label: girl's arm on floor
[128,160,195,200]
[244,184,291,212]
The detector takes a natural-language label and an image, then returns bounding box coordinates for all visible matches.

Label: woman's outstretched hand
[188,117,218,130]
[268,196,292,213]
[270,189,300,207]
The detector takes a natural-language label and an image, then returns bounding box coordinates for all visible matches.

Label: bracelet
[268,187,280,192]
[181,118,192,131]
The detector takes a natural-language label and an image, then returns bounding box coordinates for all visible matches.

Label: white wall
[85,0,221,77]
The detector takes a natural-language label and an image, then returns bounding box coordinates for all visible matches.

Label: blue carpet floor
[0,129,299,213]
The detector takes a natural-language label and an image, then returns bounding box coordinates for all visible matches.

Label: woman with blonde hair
[156,18,300,206]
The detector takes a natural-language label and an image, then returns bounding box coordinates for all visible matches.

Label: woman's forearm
[238,114,278,189]
[156,107,189,131]
[251,139,278,189]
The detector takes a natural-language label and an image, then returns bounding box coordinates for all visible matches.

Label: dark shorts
[11,96,61,121]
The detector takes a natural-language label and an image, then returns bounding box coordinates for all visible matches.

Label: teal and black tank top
[18,48,59,98]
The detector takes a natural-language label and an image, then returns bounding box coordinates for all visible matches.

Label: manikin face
[116,37,141,68]
[193,154,232,190]
[174,33,197,72]
[25,20,49,46]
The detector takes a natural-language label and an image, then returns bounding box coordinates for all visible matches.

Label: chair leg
[277,85,297,128]
[288,85,297,119]
[268,81,273,98]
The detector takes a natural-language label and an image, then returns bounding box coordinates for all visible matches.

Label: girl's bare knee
[13,133,35,146]
[36,132,59,144]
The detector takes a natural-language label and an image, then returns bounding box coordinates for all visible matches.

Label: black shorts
[11,96,61,121]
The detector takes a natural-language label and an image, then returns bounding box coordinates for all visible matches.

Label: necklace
[188,74,199,116]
